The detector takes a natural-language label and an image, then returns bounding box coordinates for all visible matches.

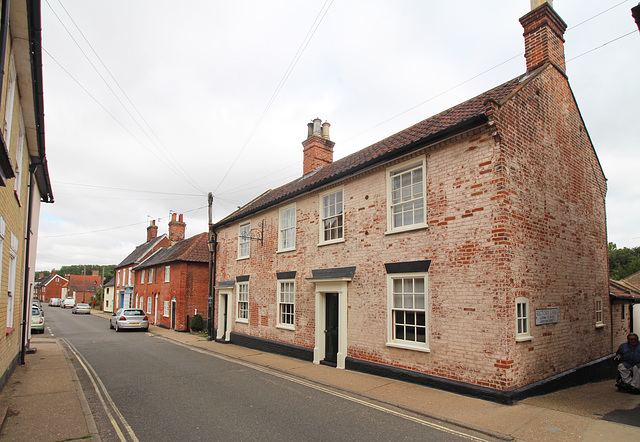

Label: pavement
[1,311,639,442]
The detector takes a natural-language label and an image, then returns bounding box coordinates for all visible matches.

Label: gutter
[27,0,53,203]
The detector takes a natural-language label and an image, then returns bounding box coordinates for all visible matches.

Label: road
[44,306,489,441]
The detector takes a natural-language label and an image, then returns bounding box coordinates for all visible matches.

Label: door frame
[217,288,233,341]
[309,279,350,369]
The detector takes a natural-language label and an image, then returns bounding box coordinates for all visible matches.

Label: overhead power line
[44,0,206,195]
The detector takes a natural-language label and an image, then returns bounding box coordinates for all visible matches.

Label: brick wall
[214,65,608,392]
[135,262,208,331]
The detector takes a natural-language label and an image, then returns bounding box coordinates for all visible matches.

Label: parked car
[110,309,149,332]
[48,297,61,307]
[32,298,41,309]
[61,298,75,309]
[31,306,45,334]
[72,303,91,314]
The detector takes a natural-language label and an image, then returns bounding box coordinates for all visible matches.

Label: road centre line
[158,336,488,442]
[62,338,139,442]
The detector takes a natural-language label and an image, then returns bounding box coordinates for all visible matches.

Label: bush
[190,314,204,332]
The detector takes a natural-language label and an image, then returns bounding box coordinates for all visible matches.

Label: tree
[609,244,640,280]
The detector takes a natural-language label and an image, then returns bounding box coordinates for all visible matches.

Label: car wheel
[115,323,120,332]
[143,327,149,332]
[109,321,113,329]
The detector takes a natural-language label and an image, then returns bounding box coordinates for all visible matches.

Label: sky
[34,0,640,271]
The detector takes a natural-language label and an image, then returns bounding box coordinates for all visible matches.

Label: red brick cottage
[67,272,102,305]
[133,231,209,331]
[114,219,170,310]
[34,271,68,303]
[210,3,614,403]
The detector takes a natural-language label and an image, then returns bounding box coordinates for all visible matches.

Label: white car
[61,298,75,309]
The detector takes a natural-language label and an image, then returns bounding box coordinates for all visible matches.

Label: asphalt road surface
[44,306,489,441]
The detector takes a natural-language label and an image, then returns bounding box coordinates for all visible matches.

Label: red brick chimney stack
[169,213,186,243]
[520,0,567,74]
[302,117,335,176]
[147,219,158,242]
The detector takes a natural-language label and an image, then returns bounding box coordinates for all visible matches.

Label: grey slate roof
[117,234,168,267]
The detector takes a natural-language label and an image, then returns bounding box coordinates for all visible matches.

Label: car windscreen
[124,310,145,316]
[32,307,40,315]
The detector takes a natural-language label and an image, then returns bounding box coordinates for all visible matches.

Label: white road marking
[62,338,139,442]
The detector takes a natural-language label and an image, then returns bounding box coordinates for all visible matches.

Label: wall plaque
[535,307,559,325]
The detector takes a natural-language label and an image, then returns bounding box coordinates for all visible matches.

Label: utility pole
[207,192,215,341]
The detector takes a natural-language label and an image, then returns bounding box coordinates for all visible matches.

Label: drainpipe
[21,164,37,364]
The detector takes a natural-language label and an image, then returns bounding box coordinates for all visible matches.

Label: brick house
[609,280,639,345]
[211,2,613,402]
[0,0,54,389]
[33,271,68,303]
[133,230,209,331]
[114,219,170,311]
[67,272,102,305]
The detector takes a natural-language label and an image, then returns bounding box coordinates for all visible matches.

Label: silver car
[72,303,91,314]
[110,308,149,332]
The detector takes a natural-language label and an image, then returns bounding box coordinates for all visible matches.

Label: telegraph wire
[212,0,335,196]
[44,0,206,195]
[40,205,208,238]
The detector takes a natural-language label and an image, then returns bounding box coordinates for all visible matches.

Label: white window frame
[386,273,429,352]
[515,297,532,341]
[3,54,16,142]
[236,282,249,323]
[127,268,132,286]
[6,233,18,328]
[278,204,296,252]
[386,158,427,234]
[117,270,120,287]
[319,188,344,245]
[0,216,5,302]
[595,299,604,328]
[148,268,154,283]
[277,280,295,330]
[164,265,170,283]
[140,269,145,284]
[163,300,170,317]
[14,113,25,200]
[146,296,152,314]
[238,222,251,259]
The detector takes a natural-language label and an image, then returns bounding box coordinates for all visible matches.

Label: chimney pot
[307,122,314,138]
[321,121,331,139]
[313,117,322,136]
[302,118,335,176]
[530,0,552,10]
[147,219,159,241]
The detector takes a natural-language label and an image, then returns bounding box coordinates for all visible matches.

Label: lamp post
[207,232,217,341]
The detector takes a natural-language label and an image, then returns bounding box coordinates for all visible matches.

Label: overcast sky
[34,0,640,271]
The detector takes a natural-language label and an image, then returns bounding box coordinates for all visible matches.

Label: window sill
[386,341,430,353]
[276,324,295,331]
[6,327,15,336]
[318,238,345,247]
[237,256,250,261]
[595,323,605,329]
[276,247,296,254]
[385,223,429,236]
[236,319,248,324]
[516,335,533,342]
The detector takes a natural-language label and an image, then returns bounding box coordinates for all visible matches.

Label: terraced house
[0,0,54,389]
[211,1,613,403]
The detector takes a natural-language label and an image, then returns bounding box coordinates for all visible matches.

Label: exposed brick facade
[211,3,612,394]
[133,231,209,332]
